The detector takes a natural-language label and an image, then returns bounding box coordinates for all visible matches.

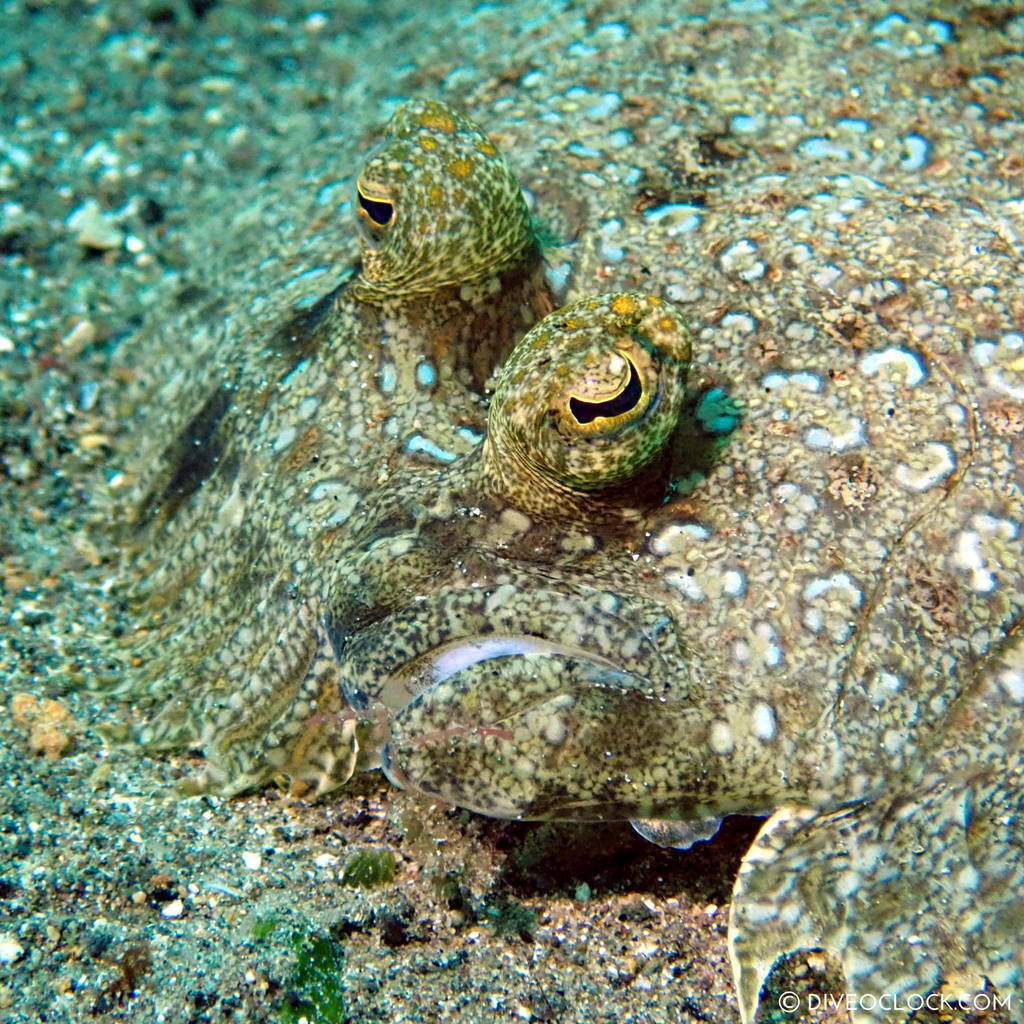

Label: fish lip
[379,646,664,819]
[339,623,642,716]
[374,638,608,809]
[367,633,631,761]
[409,633,627,688]
[335,581,685,749]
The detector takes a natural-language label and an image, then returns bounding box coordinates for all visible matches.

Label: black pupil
[359,193,394,226]
[569,358,643,424]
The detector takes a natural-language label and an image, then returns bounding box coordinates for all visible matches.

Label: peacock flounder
[112,96,1024,1024]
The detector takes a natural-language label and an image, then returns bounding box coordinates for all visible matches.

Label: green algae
[339,848,398,889]
[278,928,347,1024]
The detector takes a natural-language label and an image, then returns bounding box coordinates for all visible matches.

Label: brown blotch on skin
[822,305,874,351]
[284,424,324,471]
[904,564,960,638]
[986,399,1024,437]
[827,455,879,511]
[874,291,915,330]
[997,154,1024,178]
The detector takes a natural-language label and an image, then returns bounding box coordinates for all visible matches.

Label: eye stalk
[351,99,536,299]
[483,293,692,517]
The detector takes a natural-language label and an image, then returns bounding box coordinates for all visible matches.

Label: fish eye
[568,356,643,426]
[484,293,692,506]
[357,187,395,228]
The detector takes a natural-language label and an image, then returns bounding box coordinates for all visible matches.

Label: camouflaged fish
[373,179,1024,1024]
[112,97,1024,1024]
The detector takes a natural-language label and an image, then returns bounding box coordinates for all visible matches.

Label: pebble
[0,935,24,964]
[59,319,96,355]
[161,899,185,919]
[66,200,123,250]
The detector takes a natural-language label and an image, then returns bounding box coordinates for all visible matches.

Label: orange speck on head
[477,140,498,157]
[418,135,439,151]
[314,526,345,553]
[419,112,457,133]
[657,316,677,332]
[428,183,444,207]
[448,157,475,180]
[611,295,639,315]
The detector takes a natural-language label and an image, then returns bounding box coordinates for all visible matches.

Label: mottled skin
[344,189,1023,1019]
[114,100,550,793]
[325,293,696,774]
[376,172,1024,1019]
[114,99,1024,1024]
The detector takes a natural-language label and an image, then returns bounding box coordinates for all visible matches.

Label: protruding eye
[352,100,536,299]
[357,187,395,228]
[484,293,692,509]
[569,357,643,425]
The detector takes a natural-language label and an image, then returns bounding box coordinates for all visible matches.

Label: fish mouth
[375,632,630,712]
[371,635,668,820]
[377,639,687,821]
[334,581,683,716]
[332,582,692,819]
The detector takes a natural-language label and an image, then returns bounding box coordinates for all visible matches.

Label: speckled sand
[2,1,1022,1022]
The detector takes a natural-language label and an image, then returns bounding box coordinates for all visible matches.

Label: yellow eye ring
[568,355,644,425]
[357,186,395,228]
